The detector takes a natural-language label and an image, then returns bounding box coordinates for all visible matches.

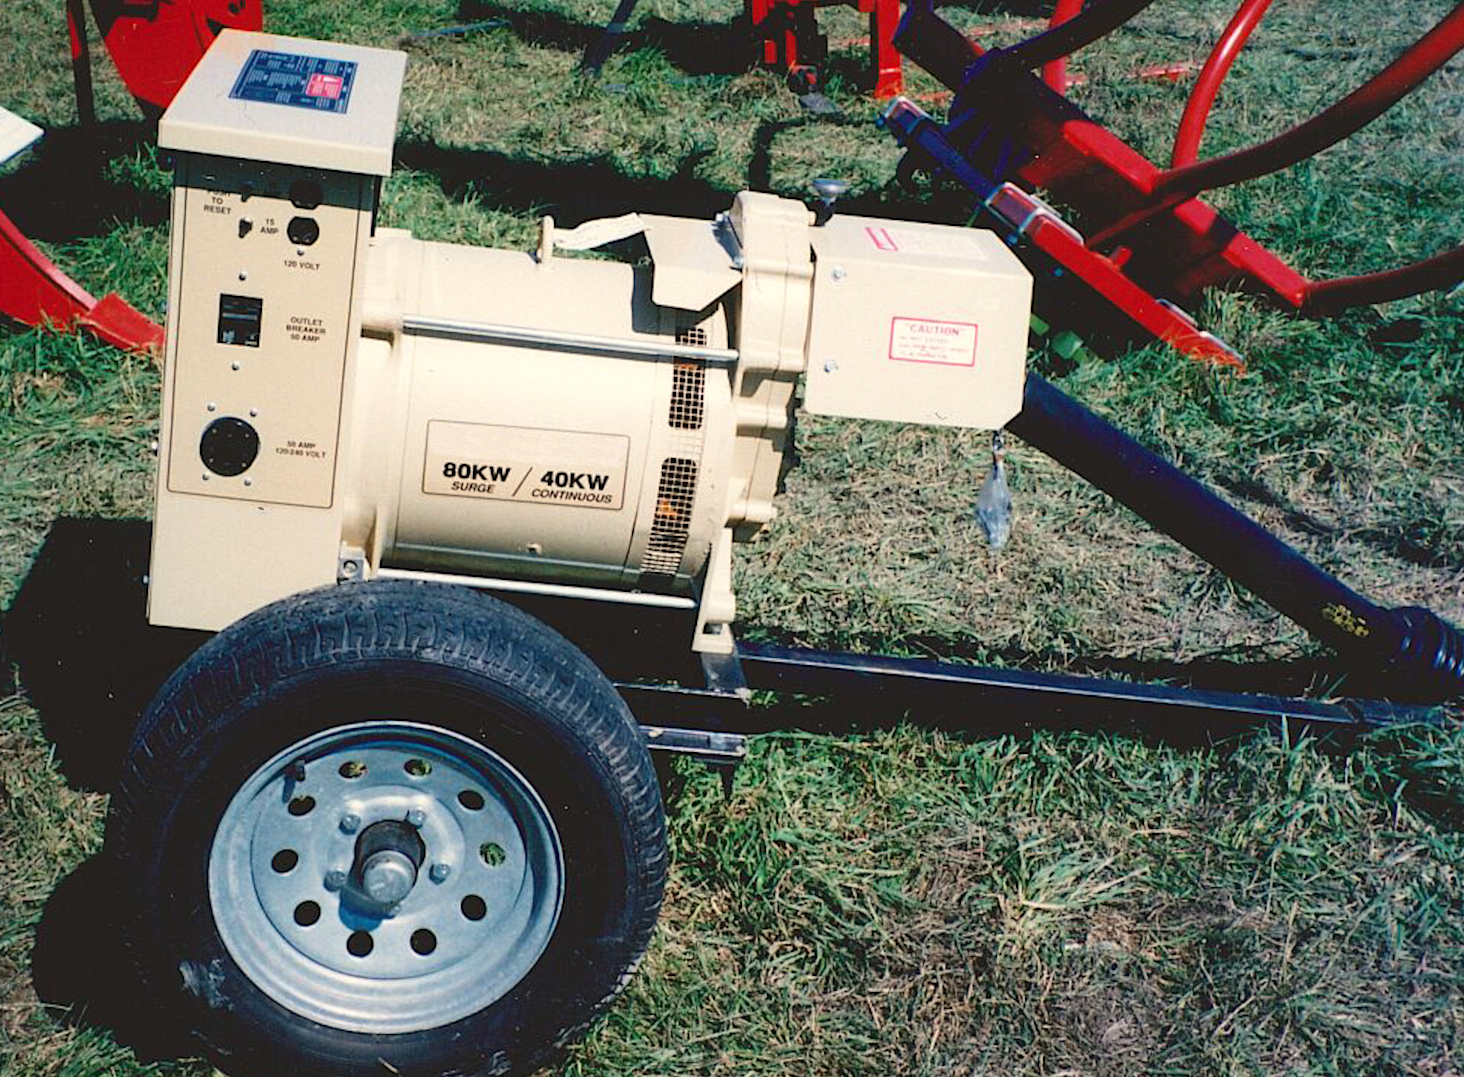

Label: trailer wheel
[108,580,666,1077]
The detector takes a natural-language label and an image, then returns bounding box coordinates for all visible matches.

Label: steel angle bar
[732,642,1434,735]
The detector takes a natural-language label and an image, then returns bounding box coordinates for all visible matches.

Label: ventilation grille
[669,362,705,430]
[675,325,708,347]
[641,457,698,576]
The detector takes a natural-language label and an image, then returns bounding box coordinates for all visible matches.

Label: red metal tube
[1302,245,1464,316]
[1170,0,1273,167]
[1043,0,1084,92]
[1155,2,1464,197]
[869,0,904,98]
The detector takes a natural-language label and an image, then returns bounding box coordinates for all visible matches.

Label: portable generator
[80,18,1464,1077]
[111,29,1038,1077]
[146,32,1031,653]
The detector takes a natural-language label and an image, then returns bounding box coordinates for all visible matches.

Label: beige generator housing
[149,29,1033,654]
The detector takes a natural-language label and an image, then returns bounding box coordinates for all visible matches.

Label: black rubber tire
[108,580,666,1077]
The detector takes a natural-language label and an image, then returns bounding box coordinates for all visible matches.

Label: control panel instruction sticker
[230,50,358,114]
[888,317,979,367]
[424,421,629,510]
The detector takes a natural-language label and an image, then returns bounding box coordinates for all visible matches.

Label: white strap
[0,105,42,167]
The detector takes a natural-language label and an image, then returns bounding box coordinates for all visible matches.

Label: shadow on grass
[395,135,958,226]
[0,121,167,242]
[3,518,206,792]
[30,855,195,1063]
[1212,470,1464,572]
[8,514,1431,804]
[395,140,730,225]
[456,0,757,76]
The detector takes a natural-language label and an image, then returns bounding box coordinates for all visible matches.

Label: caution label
[423,421,628,510]
[888,317,978,367]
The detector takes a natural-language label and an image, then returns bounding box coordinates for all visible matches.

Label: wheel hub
[208,722,564,1034]
[353,820,425,908]
[359,849,417,905]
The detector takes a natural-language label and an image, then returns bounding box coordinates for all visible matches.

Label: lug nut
[339,813,361,834]
[429,862,452,883]
[406,809,427,828]
[324,870,347,891]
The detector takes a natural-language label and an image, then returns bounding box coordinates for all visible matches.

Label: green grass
[2,1,1463,1074]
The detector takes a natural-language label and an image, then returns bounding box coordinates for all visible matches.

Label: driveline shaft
[1007,374,1464,701]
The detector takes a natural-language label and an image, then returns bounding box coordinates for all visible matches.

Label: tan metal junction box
[150,32,403,629]
[805,216,1032,429]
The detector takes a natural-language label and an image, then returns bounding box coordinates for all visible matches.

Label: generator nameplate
[230,50,358,114]
[424,421,629,510]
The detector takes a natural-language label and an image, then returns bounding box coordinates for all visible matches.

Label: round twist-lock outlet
[199,416,261,477]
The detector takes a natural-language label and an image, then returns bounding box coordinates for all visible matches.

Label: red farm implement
[581,0,906,98]
[747,0,904,98]
[1,0,260,354]
[67,0,263,121]
[883,0,1464,367]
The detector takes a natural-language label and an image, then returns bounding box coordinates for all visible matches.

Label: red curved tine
[1157,2,1464,198]
[1088,2,1464,249]
[1303,246,1464,317]
[1171,0,1273,167]
[1043,0,1084,92]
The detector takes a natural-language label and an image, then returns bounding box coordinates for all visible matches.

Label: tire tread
[110,580,666,1077]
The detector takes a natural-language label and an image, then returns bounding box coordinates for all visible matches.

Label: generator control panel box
[159,30,404,176]
[150,31,405,629]
[805,216,1031,429]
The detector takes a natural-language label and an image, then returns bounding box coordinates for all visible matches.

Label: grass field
[2,1,1463,1074]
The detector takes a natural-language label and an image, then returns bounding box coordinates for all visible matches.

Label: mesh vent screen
[641,457,698,576]
[675,325,708,347]
[669,362,705,430]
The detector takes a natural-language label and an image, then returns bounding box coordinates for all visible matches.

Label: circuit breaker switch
[217,293,263,347]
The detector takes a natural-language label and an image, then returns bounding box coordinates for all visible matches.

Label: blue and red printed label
[230,50,357,114]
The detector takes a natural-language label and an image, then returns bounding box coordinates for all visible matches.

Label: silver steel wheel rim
[209,721,564,1034]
